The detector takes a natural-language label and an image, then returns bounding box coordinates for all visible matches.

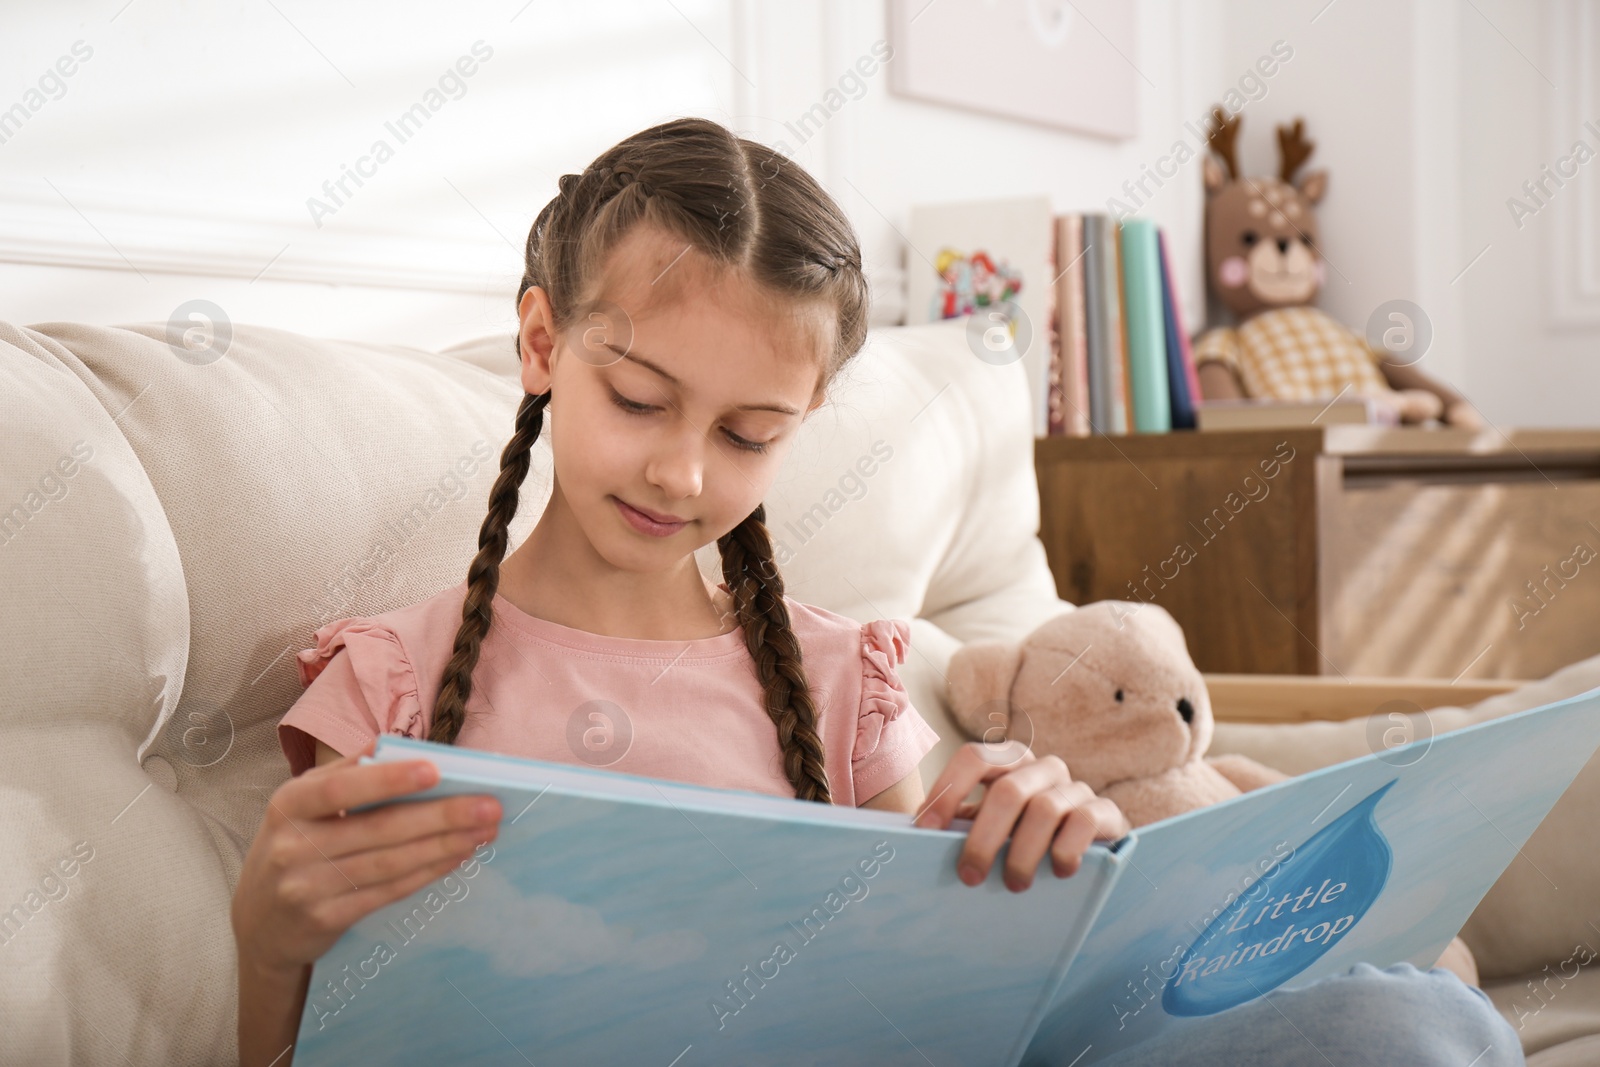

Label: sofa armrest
[1205,673,1526,724]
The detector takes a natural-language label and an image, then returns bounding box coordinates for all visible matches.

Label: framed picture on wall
[886,0,1139,140]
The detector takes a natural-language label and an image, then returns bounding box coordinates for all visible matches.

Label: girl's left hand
[912,741,1130,892]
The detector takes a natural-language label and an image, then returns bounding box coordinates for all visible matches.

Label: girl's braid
[429,390,549,744]
[717,503,831,803]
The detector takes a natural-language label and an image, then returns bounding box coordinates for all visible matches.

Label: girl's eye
[723,432,769,455]
[609,390,770,454]
[611,391,653,415]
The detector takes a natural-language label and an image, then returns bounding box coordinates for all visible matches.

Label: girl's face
[516,222,830,573]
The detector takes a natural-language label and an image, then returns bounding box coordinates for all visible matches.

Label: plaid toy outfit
[1193,306,1389,401]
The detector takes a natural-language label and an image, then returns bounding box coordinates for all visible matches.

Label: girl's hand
[232,745,501,1066]
[911,741,1129,893]
[234,746,502,973]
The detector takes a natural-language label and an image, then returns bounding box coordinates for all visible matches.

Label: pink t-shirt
[278,580,942,807]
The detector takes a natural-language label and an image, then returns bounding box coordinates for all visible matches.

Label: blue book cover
[291,740,1125,1066]
[291,688,1600,1066]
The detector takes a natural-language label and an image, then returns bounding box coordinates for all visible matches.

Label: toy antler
[1207,106,1241,181]
[1277,118,1315,183]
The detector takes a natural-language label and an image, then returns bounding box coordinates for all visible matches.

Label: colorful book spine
[1052,215,1091,436]
[1118,218,1172,433]
[1045,219,1063,435]
[1046,307,1065,435]
[1098,216,1130,435]
[1157,227,1198,430]
[1080,216,1110,433]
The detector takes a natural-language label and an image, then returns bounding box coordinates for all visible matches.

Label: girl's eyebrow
[609,345,802,416]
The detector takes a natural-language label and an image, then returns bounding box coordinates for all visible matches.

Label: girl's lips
[614,497,687,537]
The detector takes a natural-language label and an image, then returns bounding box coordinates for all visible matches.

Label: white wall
[0,1,1222,350]
[1458,0,1600,428]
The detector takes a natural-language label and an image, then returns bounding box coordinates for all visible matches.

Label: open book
[291,687,1600,1066]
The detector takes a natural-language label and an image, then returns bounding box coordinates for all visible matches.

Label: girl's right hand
[232,744,502,1065]
[234,745,503,973]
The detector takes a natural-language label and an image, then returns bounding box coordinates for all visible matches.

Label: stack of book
[906,198,1200,438]
[1047,214,1201,437]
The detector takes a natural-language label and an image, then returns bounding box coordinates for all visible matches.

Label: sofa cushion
[28,322,546,859]
[5,320,545,1064]
[0,323,189,751]
[1484,965,1600,1065]
[0,323,215,1063]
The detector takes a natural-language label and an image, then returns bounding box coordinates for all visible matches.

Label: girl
[232,118,1521,1066]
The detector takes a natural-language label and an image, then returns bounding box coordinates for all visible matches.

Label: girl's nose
[644,423,705,499]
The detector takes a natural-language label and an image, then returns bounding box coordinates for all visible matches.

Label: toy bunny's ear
[946,640,1024,742]
[1124,602,1193,659]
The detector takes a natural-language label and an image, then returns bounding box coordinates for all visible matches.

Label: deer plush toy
[944,600,1480,984]
[1194,108,1482,429]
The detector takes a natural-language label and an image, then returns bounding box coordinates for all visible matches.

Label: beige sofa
[1,316,1595,1065]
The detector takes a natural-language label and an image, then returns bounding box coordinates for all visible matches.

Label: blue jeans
[1097,963,1523,1066]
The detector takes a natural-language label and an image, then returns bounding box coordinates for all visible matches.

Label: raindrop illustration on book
[1163,779,1397,1016]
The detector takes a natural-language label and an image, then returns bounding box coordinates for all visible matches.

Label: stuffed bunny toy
[945,601,1283,827]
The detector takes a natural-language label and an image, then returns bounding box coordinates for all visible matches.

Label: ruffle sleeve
[279,617,427,775]
[851,619,941,804]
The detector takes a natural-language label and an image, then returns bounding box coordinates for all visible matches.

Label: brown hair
[428,117,870,804]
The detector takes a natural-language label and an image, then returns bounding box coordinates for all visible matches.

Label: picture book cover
[1020,686,1600,1065]
[907,196,1054,437]
[289,687,1600,1066]
[290,740,1124,1067]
